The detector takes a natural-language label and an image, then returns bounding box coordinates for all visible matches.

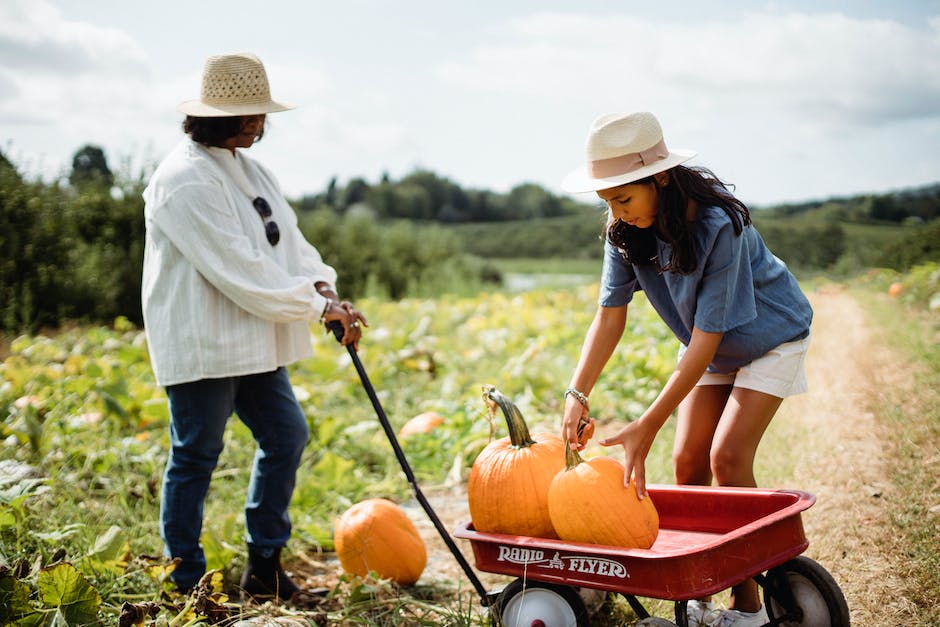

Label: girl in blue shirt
[559,112,812,627]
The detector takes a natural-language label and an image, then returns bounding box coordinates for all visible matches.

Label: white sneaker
[686,600,721,626]
[711,605,769,627]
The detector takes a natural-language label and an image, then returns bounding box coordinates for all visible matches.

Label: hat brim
[561,149,697,193]
[176,99,295,117]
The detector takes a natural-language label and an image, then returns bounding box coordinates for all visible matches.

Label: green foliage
[875,218,940,271]
[0,152,146,333]
[760,183,940,224]
[297,209,501,299]
[849,276,940,624]
[3,141,938,336]
[0,286,676,624]
[0,155,501,334]
[753,219,847,270]
[447,213,607,260]
[297,168,590,222]
[852,262,940,313]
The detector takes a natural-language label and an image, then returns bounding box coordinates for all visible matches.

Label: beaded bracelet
[565,387,590,410]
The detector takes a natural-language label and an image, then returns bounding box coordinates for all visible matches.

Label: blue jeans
[160,367,310,589]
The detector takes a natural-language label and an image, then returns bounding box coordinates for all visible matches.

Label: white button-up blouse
[141,138,336,386]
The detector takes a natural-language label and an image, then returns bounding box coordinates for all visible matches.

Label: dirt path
[774,287,921,625]
[293,288,923,624]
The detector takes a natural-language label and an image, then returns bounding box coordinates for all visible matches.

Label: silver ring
[351,321,360,328]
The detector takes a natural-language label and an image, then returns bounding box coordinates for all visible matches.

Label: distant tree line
[2,144,938,334]
[764,184,940,225]
[297,170,589,222]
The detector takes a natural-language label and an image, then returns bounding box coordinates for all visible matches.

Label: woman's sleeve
[253,160,339,289]
[295,237,338,288]
[598,240,639,307]
[150,181,326,323]
[693,222,758,333]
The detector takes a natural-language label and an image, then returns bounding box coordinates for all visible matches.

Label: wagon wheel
[491,578,590,627]
[761,556,850,626]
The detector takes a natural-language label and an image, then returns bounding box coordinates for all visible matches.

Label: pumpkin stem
[563,440,583,470]
[482,385,535,449]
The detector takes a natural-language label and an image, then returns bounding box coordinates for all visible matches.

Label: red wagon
[331,329,848,626]
[453,484,850,626]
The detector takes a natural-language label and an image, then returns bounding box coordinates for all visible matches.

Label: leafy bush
[297,209,501,299]
[875,218,940,271]
[850,262,940,313]
[0,155,499,334]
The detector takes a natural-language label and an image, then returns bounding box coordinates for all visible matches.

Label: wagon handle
[326,321,490,605]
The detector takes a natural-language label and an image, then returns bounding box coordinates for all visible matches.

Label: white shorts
[678,334,811,399]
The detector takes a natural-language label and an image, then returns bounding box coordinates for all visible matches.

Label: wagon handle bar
[327,321,490,605]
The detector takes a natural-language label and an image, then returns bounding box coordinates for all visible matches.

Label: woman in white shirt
[142,52,365,602]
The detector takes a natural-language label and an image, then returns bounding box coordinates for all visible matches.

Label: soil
[287,288,930,625]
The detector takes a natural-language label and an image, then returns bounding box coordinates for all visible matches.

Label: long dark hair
[605,165,750,274]
[182,116,265,147]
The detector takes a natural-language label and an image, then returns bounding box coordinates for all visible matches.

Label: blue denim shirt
[598,205,813,374]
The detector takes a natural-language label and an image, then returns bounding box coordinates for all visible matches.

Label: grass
[3,267,938,624]
[489,257,602,276]
[0,287,679,625]
[851,287,940,624]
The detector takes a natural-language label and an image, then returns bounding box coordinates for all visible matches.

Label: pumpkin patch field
[0,285,678,624]
[2,279,938,625]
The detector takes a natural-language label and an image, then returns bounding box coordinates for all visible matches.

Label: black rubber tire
[491,578,591,627]
[763,556,850,626]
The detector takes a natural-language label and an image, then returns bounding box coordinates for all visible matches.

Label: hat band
[587,138,669,178]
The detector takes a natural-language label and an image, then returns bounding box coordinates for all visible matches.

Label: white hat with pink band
[562,111,696,193]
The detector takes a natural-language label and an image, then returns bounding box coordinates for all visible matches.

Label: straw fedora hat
[177,52,294,117]
[562,111,696,193]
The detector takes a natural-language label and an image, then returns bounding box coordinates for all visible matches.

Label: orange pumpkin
[334,498,426,585]
[398,411,445,438]
[548,444,659,549]
[467,385,565,538]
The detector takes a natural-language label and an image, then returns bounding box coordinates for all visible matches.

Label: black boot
[239,546,302,602]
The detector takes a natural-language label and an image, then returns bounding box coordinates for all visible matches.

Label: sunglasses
[252,197,280,246]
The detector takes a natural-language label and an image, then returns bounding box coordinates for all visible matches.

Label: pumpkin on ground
[334,498,426,585]
[398,411,445,438]
[548,444,659,549]
[467,385,565,539]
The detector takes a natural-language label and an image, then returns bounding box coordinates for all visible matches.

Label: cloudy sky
[1,0,938,206]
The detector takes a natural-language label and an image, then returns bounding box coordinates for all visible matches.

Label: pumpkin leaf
[36,563,101,625]
[0,572,38,625]
[311,450,356,486]
[0,504,16,529]
[32,523,84,544]
[83,526,130,574]
[201,515,239,572]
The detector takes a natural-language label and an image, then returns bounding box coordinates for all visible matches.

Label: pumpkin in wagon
[334,498,427,585]
[548,443,659,549]
[467,385,565,538]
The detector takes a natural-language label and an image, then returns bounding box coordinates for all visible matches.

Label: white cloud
[439,11,940,125]
[0,0,147,75]
[434,10,940,203]
[0,0,159,178]
[1,2,937,204]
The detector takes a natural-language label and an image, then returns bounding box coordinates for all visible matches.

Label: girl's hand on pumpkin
[561,398,592,451]
[599,421,655,499]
